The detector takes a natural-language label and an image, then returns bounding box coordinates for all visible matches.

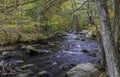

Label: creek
[0,32,101,77]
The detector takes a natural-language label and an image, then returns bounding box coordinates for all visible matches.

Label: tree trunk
[97,0,120,77]
[71,0,80,30]
[114,0,120,69]
[95,23,106,67]
[36,0,41,38]
[19,0,23,31]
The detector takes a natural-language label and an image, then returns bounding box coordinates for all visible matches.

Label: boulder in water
[66,63,100,77]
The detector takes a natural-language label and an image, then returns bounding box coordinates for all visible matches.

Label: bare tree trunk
[86,1,94,26]
[114,0,120,74]
[13,0,16,24]
[36,0,41,38]
[16,0,23,42]
[19,0,23,31]
[114,0,120,61]
[95,24,106,67]
[3,0,8,42]
[71,0,80,30]
[97,0,120,77]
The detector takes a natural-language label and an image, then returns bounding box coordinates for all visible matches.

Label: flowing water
[0,33,101,77]
[24,33,101,77]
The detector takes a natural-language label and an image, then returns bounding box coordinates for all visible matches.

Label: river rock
[66,63,100,77]
[49,31,67,40]
[2,51,22,59]
[22,45,50,56]
[22,45,39,52]
[86,31,93,39]
[82,49,89,53]
[0,73,16,77]
[36,70,49,77]
[21,64,37,71]
[17,73,30,77]
[88,53,96,57]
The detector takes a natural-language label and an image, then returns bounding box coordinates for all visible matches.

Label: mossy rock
[49,31,67,40]
[75,37,81,40]
[38,34,48,40]
[54,41,62,46]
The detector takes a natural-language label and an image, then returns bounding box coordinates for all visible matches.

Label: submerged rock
[82,49,89,53]
[66,63,100,77]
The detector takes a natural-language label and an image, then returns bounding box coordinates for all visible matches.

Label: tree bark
[114,0,120,70]
[71,0,80,30]
[97,0,120,77]
[19,0,23,31]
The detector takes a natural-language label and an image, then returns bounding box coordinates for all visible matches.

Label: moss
[38,34,48,40]
[54,41,62,46]
[75,37,81,40]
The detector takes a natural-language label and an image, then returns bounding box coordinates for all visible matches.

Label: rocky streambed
[0,30,101,77]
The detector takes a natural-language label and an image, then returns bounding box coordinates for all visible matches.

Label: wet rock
[81,38,86,41]
[68,29,81,34]
[39,50,51,53]
[88,53,96,57]
[0,73,16,77]
[54,41,63,46]
[82,49,89,53]
[75,37,81,40]
[0,59,24,66]
[66,63,100,77]
[36,70,49,77]
[17,73,30,77]
[22,45,39,52]
[21,64,37,71]
[78,32,87,35]
[52,61,57,65]
[60,64,75,70]
[2,51,22,59]
[2,52,12,59]
[75,36,86,41]
[60,65,69,70]
[49,31,67,40]
[22,45,51,56]
[85,31,96,39]
[81,30,88,34]
[70,64,76,67]
[86,31,93,39]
